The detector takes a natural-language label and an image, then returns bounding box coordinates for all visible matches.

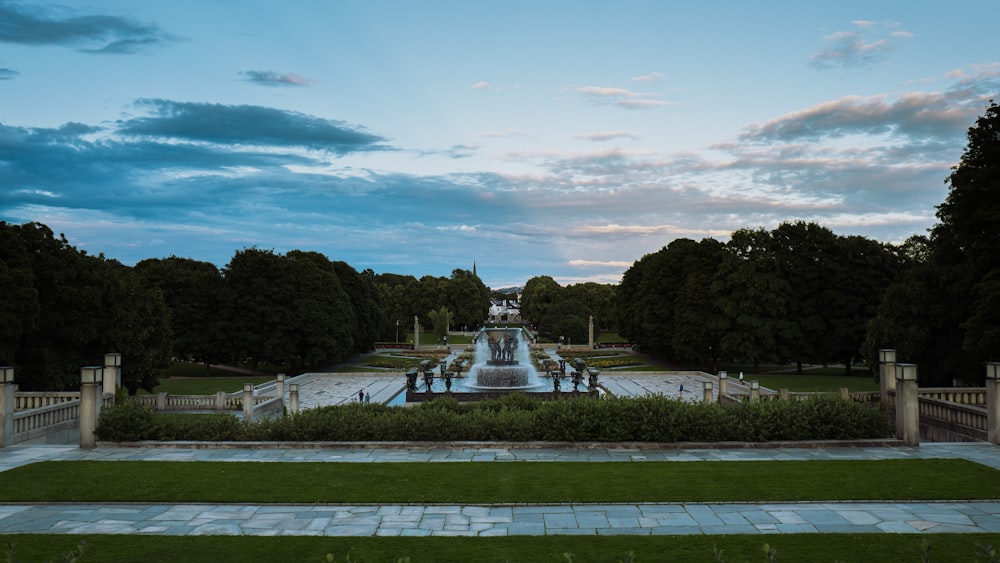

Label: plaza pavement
[0,371,998,537]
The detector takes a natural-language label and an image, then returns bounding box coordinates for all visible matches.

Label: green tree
[520,276,563,328]
[330,261,382,353]
[445,268,489,331]
[0,222,171,391]
[935,100,1000,363]
[102,261,172,394]
[867,101,1000,384]
[133,257,224,371]
[427,306,453,342]
[564,282,617,332]
[0,222,39,364]
[713,228,797,372]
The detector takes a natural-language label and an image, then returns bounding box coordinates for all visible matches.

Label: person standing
[358,389,364,403]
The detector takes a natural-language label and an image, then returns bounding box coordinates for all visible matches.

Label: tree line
[0,230,489,392]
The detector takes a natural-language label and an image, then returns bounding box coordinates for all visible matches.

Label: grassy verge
[146,376,273,395]
[3,533,998,562]
[1,460,997,503]
[749,374,879,392]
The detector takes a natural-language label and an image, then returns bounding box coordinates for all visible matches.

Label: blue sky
[1,1,997,288]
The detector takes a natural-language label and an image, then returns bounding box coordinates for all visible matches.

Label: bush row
[96,394,892,443]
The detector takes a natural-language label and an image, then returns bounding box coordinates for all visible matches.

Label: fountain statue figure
[470,328,540,389]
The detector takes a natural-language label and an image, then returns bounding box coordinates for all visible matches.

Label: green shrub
[96,394,892,443]
[96,400,157,441]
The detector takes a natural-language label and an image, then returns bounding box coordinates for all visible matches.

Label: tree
[520,276,563,327]
[564,282,617,332]
[102,260,172,394]
[713,228,797,372]
[934,100,1000,363]
[134,257,224,370]
[865,101,1000,384]
[445,268,489,331]
[0,222,171,391]
[427,306,453,342]
[330,261,382,353]
[0,222,39,364]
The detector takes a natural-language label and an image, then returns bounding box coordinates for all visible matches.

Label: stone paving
[1,500,997,537]
[289,371,737,408]
[0,443,999,536]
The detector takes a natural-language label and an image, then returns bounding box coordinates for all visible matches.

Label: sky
[1,1,998,289]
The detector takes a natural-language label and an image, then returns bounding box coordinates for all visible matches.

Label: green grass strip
[3,533,999,562]
[1,459,997,503]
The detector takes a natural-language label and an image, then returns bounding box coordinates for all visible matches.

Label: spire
[473,259,477,277]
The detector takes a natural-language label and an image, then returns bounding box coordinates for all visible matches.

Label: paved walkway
[0,443,998,536]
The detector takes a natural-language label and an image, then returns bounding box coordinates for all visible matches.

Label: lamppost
[395,320,399,343]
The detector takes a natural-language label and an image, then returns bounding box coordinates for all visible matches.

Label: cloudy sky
[1,1,997,288]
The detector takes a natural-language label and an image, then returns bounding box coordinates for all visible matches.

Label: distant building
[488,297,521,322]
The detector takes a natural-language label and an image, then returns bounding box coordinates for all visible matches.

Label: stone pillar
[779,388,789,400]
[879,349,897,408]
[895,363,919,447]
[79,366,103,449]
[413,316,420,349]
[718,371,728,398]
[289,383,299,414]
[215,391,226,410]
[0,367,15,448]
[276,373,286,399]
[103,353,121,397]
[702,381,713,404]
[243,383,254,423]
[156,392,168,410]
[839,387,849,400]
[749,380,760,401]
[986,363,1000,445]
[588,315,594,348]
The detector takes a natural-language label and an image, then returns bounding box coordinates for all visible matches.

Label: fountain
[396,326,602,404]
[468,328,540,389]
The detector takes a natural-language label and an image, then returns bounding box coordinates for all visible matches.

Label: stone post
[276,373,286,399]
[243,383,254,423]
[413,316,420,349]
[79,366,103,449]
[839,387,849,400]
[749,380,760,401]
[879,349,897,408]
[702,381,713,404]
[986,363,1000,445]
[103,353,121,398]
[718,371,728,398]
[895,363,919,447]
[779,388,789,401]
[215,391,226,410]
[289,383,299,414]
[0,367,15,448]
[156,392,168,411]
[588,315,594,349]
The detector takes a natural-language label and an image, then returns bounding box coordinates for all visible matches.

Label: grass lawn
[5,533,998,563]
[750,374,879,393]
[145,376,273,395]
[1,459,997,504]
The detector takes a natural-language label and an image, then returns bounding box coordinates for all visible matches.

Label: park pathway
[0,443,998,536]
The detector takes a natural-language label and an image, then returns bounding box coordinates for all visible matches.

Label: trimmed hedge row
[96,394,892,443]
